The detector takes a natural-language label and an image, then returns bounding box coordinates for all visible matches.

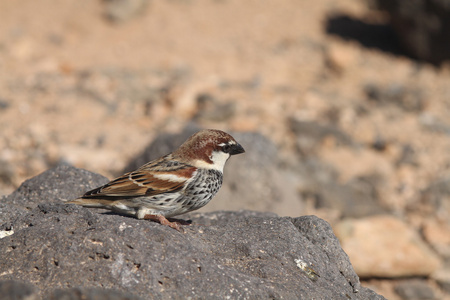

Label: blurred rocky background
[1,0,450,299]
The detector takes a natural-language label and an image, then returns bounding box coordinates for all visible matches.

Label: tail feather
[66,198,114,208]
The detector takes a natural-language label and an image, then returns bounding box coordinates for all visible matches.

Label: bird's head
[174,129,245,172]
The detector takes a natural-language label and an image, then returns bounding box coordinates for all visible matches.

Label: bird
[67,129,245,231]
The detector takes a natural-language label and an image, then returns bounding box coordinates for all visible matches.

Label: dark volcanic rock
[376,0,450,64]
[0,280,38,300]
[0,162,108,225]
[0,206,384,299]
[0,164,385,299]
[49,287,142,300]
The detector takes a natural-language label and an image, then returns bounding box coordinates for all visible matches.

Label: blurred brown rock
[324,43,359,74]
[432,269,450,294]
[422,219,450,259]
[335,215,441,278]
[1,0,450,297]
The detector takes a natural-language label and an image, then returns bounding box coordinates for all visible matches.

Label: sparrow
[67,129,245,231]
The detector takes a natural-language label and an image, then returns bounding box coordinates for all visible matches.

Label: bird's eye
[222,144,231,153]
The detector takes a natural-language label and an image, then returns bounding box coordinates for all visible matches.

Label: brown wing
[81,156,197,200]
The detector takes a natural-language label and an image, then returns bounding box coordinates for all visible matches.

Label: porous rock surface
[0,162,109,225]
[0,164,385,299]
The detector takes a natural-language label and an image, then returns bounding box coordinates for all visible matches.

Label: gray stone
[0,280,38,300]
[289,119,388,218]
[0,164,385,299]
[312,176,387,218]
[104,0,149,23]
[194,93,236,122]
[417,176,450,216]
[297,161,387,219]
[364,82,425,112]
[49,287,142,300]
[0,162,108,225]
[290,118,355,154]
[419,113,450,136]
[376,0,450,65]
[394,279,436,300]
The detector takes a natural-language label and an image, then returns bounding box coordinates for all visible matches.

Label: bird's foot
[143,214,184,232]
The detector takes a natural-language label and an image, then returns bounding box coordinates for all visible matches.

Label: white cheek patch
[193,151,230,172]
[211,150,231,170]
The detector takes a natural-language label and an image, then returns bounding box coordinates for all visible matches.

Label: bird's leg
[143,214,183,232]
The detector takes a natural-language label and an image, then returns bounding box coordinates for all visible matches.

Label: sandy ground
[1,0,450,298]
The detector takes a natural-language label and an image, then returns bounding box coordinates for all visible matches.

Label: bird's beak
[229,143,245,155]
